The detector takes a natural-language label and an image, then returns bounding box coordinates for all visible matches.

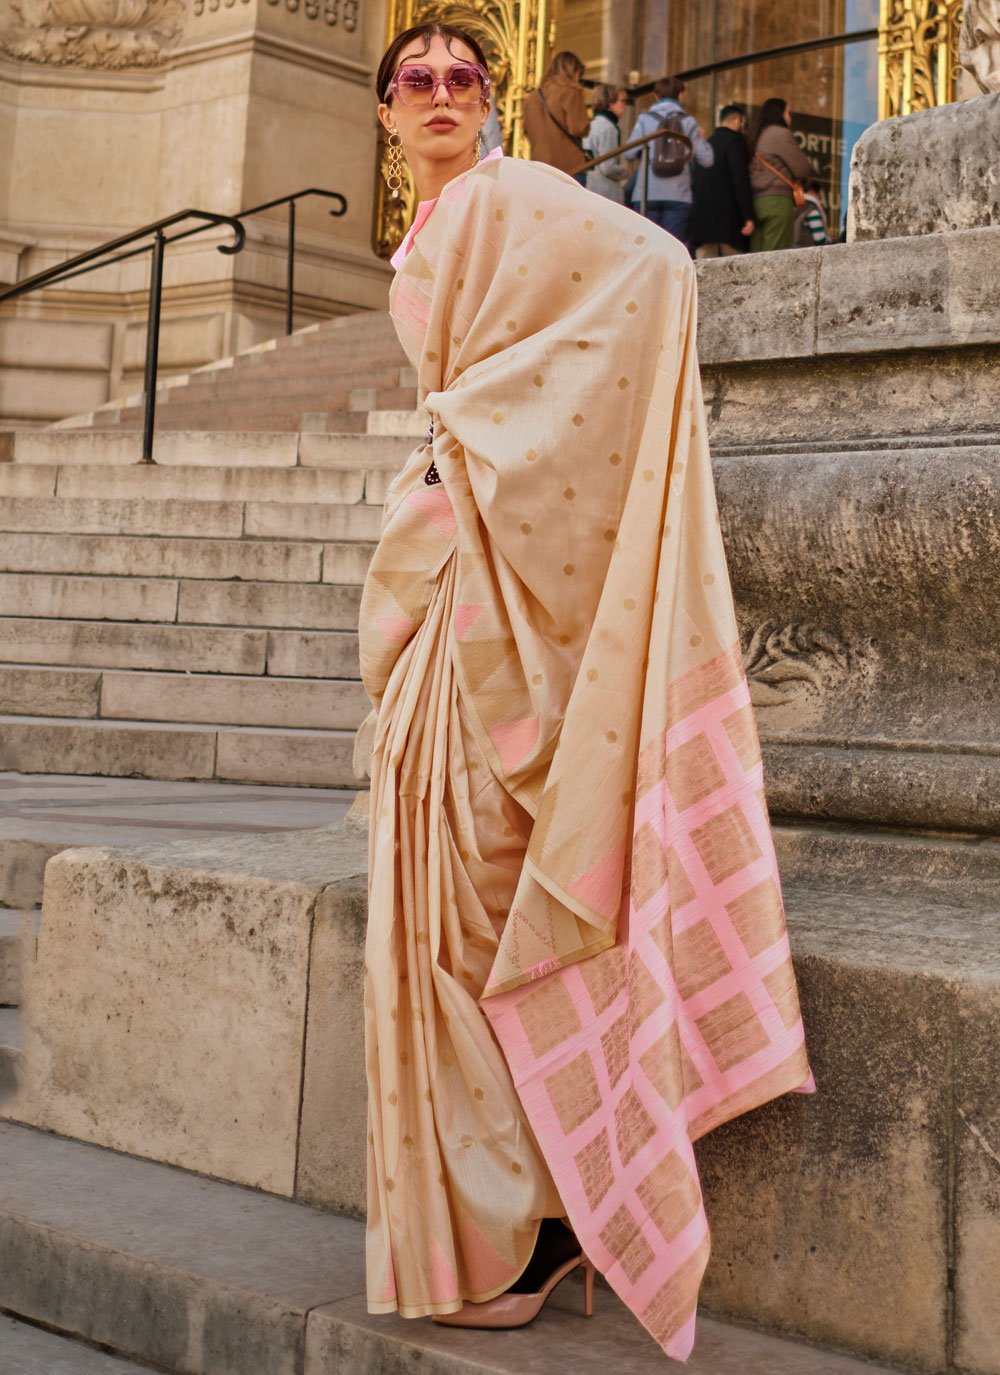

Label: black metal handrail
[0,188,349,463]
[0,209,245,464]
[239,189,347,337]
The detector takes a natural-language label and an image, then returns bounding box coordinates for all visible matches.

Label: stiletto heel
[433,1249,597,1330]
[582,1255,596,1317]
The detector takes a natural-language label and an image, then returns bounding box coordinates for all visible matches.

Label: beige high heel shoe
[432,1253,596,1330]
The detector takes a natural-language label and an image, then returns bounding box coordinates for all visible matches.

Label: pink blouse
[390,145,504,271]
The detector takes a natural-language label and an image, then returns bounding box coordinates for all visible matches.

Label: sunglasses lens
[394,67,435,103]
[448,65,485,104]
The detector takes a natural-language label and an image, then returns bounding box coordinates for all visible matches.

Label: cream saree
[360,154,813,1360]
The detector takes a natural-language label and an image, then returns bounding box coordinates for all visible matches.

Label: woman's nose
[431,78,454,106]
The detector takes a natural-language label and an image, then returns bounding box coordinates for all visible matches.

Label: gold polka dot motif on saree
[587,667,598,681]
[572,271,582,282]
[618,377,630,390]
[625,300,638,314]
[609,451,622,466]
[524,448,538,462]
[577,340,589,350]
[520,521,532,534]
[532,374,544,388]
[564,564,575,576]
[572,413,585,427]
[563,487,575,500]
[492,411,503,424]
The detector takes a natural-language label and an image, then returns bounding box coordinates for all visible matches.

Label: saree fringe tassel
[360,155,813,1360]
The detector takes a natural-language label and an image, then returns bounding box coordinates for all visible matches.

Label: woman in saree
[360,21,813,1361]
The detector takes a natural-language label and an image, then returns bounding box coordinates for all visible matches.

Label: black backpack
[651,109,692,178]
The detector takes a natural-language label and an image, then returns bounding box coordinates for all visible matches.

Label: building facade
[0,0,971,424]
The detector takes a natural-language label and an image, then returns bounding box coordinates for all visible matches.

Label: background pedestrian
[690,102,754,257]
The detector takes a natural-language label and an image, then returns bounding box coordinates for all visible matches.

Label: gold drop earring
[473,129,482,167]
[386,124,404,200]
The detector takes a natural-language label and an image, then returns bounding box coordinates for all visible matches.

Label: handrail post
[141,230,166,464]
[641,142,650,219]
[286,199,296,336]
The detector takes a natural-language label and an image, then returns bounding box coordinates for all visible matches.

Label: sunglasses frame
[388,61,491,107]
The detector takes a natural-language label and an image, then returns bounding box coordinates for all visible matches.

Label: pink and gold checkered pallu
[359,155,813,1360]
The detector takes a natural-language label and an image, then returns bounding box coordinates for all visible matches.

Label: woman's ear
[377,103,394,134]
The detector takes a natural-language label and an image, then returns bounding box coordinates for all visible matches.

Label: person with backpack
[748,97,813,252]
[690,103,755,257]
[522,51,591,182]
[581,84,630,202]
[623,75,713,251]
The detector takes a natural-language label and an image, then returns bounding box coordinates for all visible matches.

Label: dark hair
[653,75,685,101]
[376,22,490,103]
[592,83,626,113]
[546,50,585,82]
[749,97,788,151]
[719,103,745,123]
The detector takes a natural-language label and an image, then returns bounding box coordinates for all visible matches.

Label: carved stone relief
[254,0,359,27]
[0,0,183,66]
[960,0,1000,91]
[742,622,851,711]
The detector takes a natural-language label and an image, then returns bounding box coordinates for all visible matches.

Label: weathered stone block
[696,249,818,365]
[954,980,1000,1374]
[0,720,216,781]
[245,501,383,542]
[0,665,100,719]
[177,579,360,631]
[0,572,178,624]
[8,841,316,1192]
[296,871,368,1215]
[265,630,361,680]
[818,229,1000,354]
[0,619,267,675]
[849,92,1000,241]
[101,671,368,731]
[215,728,355,787]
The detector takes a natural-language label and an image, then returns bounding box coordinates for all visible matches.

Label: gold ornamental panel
[372,0,554,257]
[878,0,964,118]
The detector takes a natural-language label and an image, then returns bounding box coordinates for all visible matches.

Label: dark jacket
[690,125,754,251]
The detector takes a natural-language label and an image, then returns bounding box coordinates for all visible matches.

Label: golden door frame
[372,0,555,258]
[878,0,965,118]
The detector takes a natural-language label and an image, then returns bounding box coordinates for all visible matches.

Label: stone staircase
[0,404,427,788]
[56,309,411,435]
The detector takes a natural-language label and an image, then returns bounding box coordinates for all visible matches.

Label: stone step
[0,495,246,538]
[0,618,359,677]
[0,463,368,505]
[0,773,358,909]
[8,428,412,473]
[0,572,360,629]
[0,1315,160,1375]
[0,572,180,623]
[0,665,366,729]
[244,499,383,542]
[7,820,992,1372]
[367,408,427,437]
[0,1120,902,1375]
[0,532,324,583]
[100,671,368,730]
[0,717,356,786]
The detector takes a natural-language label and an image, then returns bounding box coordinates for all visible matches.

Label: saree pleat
[366,553,562,1318]
[360,154,813,1358]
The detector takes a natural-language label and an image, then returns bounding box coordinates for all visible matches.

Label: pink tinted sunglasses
[389,62,491,107]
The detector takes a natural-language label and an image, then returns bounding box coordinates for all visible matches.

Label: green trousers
[750,195,796,252]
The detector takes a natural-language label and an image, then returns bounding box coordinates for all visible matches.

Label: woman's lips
[425,117,458,129]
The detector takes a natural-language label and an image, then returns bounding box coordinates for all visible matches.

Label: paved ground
[0,772,359,848]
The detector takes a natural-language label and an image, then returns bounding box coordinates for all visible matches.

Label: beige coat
[522,74,590,174]
[750,123,812,198]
